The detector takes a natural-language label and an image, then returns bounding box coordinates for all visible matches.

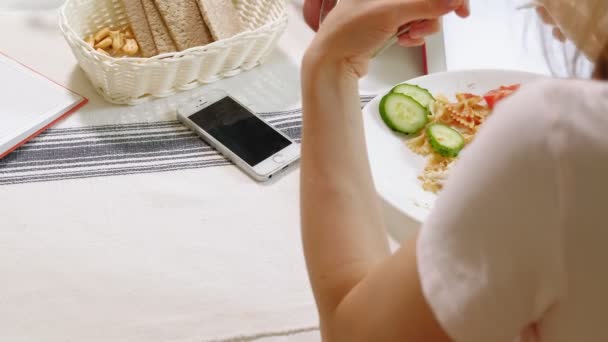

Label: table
[0,1,552,340]
[0,2,424,341]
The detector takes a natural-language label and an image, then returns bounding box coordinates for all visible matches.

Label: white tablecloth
[1,0,553,340]
[0,2,424,341]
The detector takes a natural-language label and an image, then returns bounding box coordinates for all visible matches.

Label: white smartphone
[177,90,300,182]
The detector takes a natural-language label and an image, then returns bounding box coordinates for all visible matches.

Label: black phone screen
[188,96,291,167]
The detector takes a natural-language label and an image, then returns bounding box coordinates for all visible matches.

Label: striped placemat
[0,95,376,186]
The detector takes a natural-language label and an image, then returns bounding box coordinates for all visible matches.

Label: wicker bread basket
[59,0,288,105]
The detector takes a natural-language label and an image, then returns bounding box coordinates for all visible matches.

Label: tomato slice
[483,84,521,110]
[462,93,478,99]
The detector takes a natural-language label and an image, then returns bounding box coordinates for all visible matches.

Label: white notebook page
[0,54,82,154]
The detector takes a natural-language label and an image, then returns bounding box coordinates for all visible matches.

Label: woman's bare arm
[300,55,390,314]
[298,1,470,337]
[300,50,451,341]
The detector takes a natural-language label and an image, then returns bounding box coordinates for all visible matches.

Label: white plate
[364,69,542,224]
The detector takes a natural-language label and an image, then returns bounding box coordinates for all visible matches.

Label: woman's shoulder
[501,78,608,120]
[491,78,608,133]
[490,77,608,155]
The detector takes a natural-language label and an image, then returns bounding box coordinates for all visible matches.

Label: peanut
[86,26,141,57]
[124,27,134,39]
[95,37,113,49]
[122,39,139,56]
[110,30,124,51]
[96,48,110,56]
[85,35,95,47]
[112,50,127,58]
[94,27,111,42]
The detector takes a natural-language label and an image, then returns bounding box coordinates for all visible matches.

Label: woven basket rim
[58,0,288,63]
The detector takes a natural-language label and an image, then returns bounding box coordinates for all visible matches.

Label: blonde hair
[593,43,608,79]
[539,0,608,79]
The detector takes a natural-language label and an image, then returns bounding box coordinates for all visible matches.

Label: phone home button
[273,154,285,163]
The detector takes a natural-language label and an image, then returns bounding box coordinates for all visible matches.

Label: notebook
[0,53,87,159]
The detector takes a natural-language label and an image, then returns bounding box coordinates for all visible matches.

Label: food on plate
[390,83,435,110]
[483,84,521,109]
[380,83,520,193]
[426,123,465,158]
[379,93,429,134]
[88,26,141,57]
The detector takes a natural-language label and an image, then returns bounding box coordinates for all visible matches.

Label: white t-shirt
[417,79,608,342]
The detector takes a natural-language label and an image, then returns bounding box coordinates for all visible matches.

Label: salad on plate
[379,83,520,193]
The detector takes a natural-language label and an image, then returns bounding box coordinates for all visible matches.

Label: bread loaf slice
[154,0,213,51]
[141,0,177,54]
[122,0,158,57]
[197,0,243,40]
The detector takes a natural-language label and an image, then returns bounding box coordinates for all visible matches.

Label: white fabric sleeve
[417,83,567,342]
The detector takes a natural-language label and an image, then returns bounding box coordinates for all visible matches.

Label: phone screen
[188,96,292,167]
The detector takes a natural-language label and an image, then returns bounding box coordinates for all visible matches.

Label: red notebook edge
[0,51,88,159]
[422,44,429,75]
[422,25,448,75]
[0,98,88,160]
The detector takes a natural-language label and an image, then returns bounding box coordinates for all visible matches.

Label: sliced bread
[197,0,243,41]
[153,0,213,51]
[141,0,177,54]
[121,0,158,57]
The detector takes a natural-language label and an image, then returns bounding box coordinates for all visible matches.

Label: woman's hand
[303,0,468,78]
[303,0,470,33]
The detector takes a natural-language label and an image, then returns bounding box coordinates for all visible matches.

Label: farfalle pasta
[404,86,519,193]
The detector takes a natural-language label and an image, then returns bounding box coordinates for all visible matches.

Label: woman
[299,0,608,341]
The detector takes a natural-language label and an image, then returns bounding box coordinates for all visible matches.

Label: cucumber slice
[379,93,429,134]
[391,84,435,110]
[427,123,465,157]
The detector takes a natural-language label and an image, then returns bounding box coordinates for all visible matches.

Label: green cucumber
[427,123,465,157]
[391,84,435,110]
[379,93,429,135]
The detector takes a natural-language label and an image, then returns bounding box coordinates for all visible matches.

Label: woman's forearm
[300,52,390,317]
[298,1,466,339]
